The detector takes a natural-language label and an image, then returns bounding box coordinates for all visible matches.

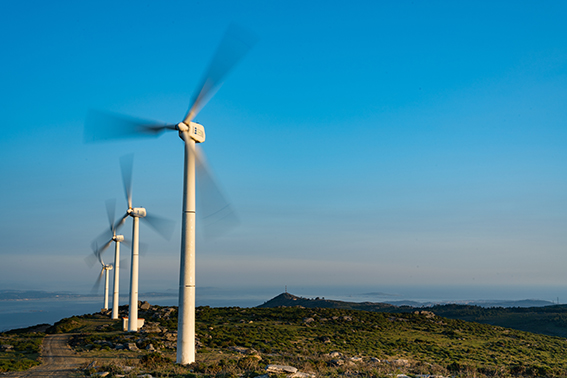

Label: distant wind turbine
[91,199,126,319]
[115,154,174,331]
[85,25,255,363]
[91,244,113,311]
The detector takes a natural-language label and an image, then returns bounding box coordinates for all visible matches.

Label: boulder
[290,373,315,378]
[126,343,139,351]
[266,364,298,374]
[139,301,151,310]
[146,343,156,351]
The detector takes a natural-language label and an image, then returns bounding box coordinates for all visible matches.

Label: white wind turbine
[91,244,113,311]
[85,25,255,364]
[115,154,174,331]
[91,199,126,320]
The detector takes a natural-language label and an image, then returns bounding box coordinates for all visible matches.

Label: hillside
[3,302,567,377]
[260,292,567,338]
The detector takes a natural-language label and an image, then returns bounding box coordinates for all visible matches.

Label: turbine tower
[92,246,113,310]
[85,25,255,363]
[115,154,174,331]
[91,199,126,319]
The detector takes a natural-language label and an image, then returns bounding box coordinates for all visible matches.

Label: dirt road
[3,334,89,378]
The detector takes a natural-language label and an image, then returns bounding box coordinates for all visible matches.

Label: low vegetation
[4,301,567,377]
[0,325,46,372]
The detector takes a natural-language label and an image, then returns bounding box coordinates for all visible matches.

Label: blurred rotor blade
[91,268,105,294]
[195,145,239,238]
[98,253,105,266]
[139,241,149,256]
[90,233,113,264]
[85,110,177,142]
[114,212,130,231]
[120,154,134,208]
[105,199,116,232]
[184,24,257,123]
[84,253,98,268]
[120,238,131,249]
[143,214,175,240]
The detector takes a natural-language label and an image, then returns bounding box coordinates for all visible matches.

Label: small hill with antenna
[257,292,399,311]
[258,292,567,338]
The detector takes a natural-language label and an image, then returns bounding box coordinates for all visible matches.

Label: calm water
[2,284,565,332]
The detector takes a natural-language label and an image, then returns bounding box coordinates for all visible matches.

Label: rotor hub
[128,207,147,218]
[177,122,206,143]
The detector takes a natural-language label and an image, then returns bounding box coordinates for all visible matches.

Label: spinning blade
[184,24,258,123]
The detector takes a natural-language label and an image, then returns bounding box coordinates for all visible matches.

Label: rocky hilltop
[257,292,399,311]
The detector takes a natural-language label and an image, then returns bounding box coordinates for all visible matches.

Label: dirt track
[3,334,89,378]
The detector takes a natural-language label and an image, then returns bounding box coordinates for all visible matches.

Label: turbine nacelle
[128,207,147,218]
[113,235,125,242]
[177,122,205,143]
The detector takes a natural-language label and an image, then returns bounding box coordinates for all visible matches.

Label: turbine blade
[91,268,105,294]
[84,253,98,268]
[195,145,239,238]
[85,110,176,142]
[90,232,113,265]
[184,24,257,123]
[120,154,134,209]
[114,212,129,231]
[105,199,116,233]
[142,214,175,240]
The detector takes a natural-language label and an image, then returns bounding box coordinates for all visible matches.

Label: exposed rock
[266,364,298,374]
[0,345,14,351]
[141,322,163,334]
[229,346,249,354]
[93,372,110,377]
[370,357,380,363]
[350,356,363,362]
[164,332,177,341]
[145,343,156,351]
[329,359,344,367]
[328,351,342,358]
[392,359,409,366]
[303,317,315,323]
[114,344,125,350]
[126,342,139,351]
[414,310,436,319]
[290,373,315,378]
[139,301,151,310]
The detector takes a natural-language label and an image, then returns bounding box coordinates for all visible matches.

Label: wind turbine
[85,25,255,364]
[91,244,113,311]
[91,199,126,320]
[116,154,174,331]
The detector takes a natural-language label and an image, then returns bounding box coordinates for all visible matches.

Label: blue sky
[1,1,567,300]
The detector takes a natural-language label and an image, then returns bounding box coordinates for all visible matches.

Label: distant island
[0,290,177,301]
[0,290,83,301]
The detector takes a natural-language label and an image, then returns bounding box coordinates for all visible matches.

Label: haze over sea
[2,284,565,332]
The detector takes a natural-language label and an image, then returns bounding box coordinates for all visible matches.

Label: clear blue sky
[1,1,567,299]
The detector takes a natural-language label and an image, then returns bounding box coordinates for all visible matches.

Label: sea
[1,284,565,332]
